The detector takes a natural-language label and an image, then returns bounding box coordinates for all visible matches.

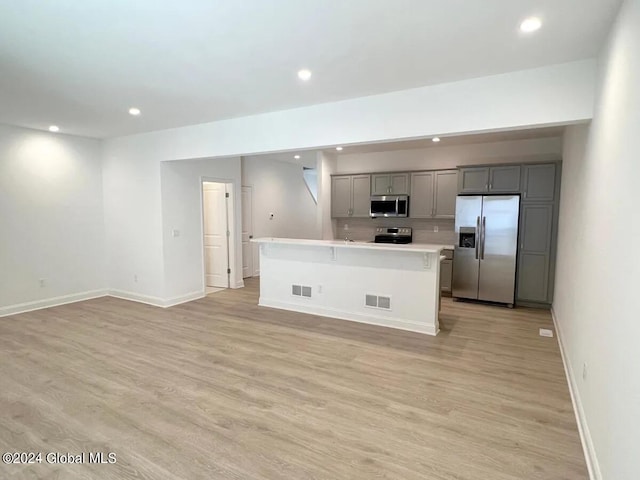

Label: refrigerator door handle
[481,216,486,260]
[475,216,480,260]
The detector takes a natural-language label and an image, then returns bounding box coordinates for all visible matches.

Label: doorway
[202,181,232,293]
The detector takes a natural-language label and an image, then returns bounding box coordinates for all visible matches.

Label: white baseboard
[108,289,205,308]
[233,280,245,289]
[107,289,166,307]
[551,307,600,480]
[0,287,210,319]
[259,298,438,336]
[163,290,205,307]
[0,289,108,318]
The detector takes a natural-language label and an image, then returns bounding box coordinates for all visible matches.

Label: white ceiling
[0,0,621,138]
[329,126,567,155]
[253,125,565,166]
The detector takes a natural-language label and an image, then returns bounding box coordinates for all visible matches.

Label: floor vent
[365,294,391,310]
[292,285,312,298]
[539,328,554,337]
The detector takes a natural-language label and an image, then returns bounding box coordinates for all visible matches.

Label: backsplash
[335,217,456,246]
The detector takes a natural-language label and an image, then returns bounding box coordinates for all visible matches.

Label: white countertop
[437,244,455,251]
[252,237,446,254]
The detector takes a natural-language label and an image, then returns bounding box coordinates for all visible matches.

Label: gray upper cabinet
[331,176,352,217]
[523,164,556,202]
[489,166,521,193]
[371,173,410,195]
[391,174,409,194]
[351,175,372,217]
[458,167,489,194]
[409,172,434,218]
[458,165,521,194]
[331,174,371,218]
[434,170,458,218]
[410,170,457,219]
[517,204,553,303]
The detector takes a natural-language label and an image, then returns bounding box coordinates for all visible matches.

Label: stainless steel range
[374,227,412,244]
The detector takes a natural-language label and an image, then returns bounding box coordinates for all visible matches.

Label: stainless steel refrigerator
[452,195,520,306]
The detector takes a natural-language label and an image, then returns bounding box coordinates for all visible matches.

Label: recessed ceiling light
[48,125,59,132]
[297,69,312,81]
[294,155,301,159]
[336,146,343,151]
[520,17,542,33]
[128,107,141,116]
[432,137,441,143]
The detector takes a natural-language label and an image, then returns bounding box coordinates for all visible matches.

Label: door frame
[240,185,256,278]
[200,177,239,292]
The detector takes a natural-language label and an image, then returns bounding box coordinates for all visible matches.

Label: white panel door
[241,186,253,278]
[203,182,229,288]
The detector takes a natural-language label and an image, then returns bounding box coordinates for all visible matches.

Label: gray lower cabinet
[409,172,434,217]
[518,253,549,303]
[371,173,410,195]
[331,174,371,218]
[440,249,454,293]
[523,163,556,202]
[458,165,521,194]
[516,204,553,303]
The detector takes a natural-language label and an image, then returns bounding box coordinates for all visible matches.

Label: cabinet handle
[485,183,488,191]
[524,191,528,198]
[489,183,493,190]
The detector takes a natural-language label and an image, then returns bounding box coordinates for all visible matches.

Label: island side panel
[257,242,440,335]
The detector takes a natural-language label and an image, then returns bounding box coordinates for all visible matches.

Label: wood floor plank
[0,278,587,479]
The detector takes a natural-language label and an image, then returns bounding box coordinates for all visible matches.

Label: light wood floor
[0,278,587,479]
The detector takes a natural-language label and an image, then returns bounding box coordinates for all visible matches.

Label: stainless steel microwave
[370,195,409,218]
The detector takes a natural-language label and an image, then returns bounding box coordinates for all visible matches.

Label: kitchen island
[251,238,445,335]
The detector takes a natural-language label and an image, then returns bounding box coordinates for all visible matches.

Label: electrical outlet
[582,362,588,380]
[39,278,46,288]
[539,328,553,337]
[318,284,323,294]
[434,225,439,233]
[343,224,349,231]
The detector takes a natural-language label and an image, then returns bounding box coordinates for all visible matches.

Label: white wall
[317,152,337,240]
[553,1,640,479]
[336,136,563,174]
[102,136,165,300]
[161,157,243,300]
[0,124,105,315]
[101,60,595,162]
[241,156,320,239]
